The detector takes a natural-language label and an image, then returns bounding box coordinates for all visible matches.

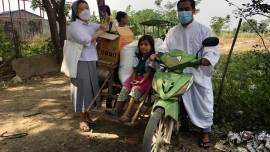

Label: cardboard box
[98,26,134,63]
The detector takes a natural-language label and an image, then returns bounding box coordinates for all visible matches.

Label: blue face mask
[177,11,193,24]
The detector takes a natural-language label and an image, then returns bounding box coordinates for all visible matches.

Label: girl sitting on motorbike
[107,35,156,122]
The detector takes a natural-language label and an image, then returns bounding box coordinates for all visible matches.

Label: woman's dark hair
[71,0,88,22]
[136,35,155,58]
[105,5,111,16]
[177,0,196,9]
[116,11,127,23]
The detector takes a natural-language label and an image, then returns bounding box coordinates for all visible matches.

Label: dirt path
[0,74,219,152]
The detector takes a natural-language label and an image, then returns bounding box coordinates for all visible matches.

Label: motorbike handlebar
[155,52,201,70]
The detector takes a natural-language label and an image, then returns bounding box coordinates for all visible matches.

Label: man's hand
[150,54,157,61]
[200,58,211,66]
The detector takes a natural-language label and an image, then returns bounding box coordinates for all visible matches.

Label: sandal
[119,114,131,122]
[80,121,91,132]
[199,138,211,149]
[85,113,96,127]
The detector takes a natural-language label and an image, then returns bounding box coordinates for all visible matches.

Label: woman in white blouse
[69,0,107,132]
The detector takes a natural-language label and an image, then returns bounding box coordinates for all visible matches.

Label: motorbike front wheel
[143,108,169,152]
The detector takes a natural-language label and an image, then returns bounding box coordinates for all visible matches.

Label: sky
[0,0,269,29]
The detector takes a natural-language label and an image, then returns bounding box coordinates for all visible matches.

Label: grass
[213,51,270,131]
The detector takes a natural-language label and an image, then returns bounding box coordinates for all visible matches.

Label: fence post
[217,18,242,104]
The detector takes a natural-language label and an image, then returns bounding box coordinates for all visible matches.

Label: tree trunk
[42,0,62,63]
[57,0,67,61]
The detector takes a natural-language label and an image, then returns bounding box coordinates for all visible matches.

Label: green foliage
[0,27,14,61]
[155,0,202,10]
[239,19,269,33]
[163,10,178,26]
[30,0,42,10]
[127,9,163,36]
[226,0,270,19]
[31,0,70,18]
[239,0,270,18]
[240,19,258,33]
[0,28,54,60]
[155,0,162,7]
[125,6,177,37]
[22,35,53,57]
[210,15,230,35]
[89,11,100,23]
[64,4,71,18]
[213,51,270,131]
[258,20,269,33]
[164,1,178,10]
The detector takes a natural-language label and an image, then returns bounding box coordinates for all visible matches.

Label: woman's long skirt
[70,61,100,112]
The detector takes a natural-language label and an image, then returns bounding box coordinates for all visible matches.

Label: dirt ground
[218,34,270,54]
[0,73,220,152]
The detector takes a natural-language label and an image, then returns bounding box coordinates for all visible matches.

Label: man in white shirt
[151,0,220,148]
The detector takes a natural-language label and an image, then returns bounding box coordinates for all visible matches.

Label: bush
[213,51,270,131]
[22,34,53,57]
[0,28,13,60]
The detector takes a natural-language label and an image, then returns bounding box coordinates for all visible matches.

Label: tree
[31,0,66,63]
[225,0,270,52]
[225,0,270,18]
[240,19,258,32]
[210,15,230,35]
[89,11,99,23]
[239,0,270,18]
[240,19,269,33]
[127,8,163,36]
[162,10,178,26]
[125,4,179,37]
[153,0,202,32]
[155,0,202,11]
[258,19,270,33]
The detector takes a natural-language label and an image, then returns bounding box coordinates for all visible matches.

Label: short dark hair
[105,5,111,16]
[116,11,127,23]
[177,0,196,9]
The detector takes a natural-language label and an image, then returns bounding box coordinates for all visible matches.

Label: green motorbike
[142,37,219,152]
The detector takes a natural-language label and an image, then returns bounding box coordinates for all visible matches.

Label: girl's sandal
[80,121,91,132]
[86,113,96,127]
[199,138,211,149]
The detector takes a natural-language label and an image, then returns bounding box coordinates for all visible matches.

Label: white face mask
[79,9,90,21]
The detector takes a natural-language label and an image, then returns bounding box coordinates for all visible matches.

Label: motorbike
[142,37,219,152]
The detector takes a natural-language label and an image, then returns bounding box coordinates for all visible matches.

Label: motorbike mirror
[202,37,219,47]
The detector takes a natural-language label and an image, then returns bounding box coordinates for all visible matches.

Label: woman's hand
[100,23,107,31]
[91,30,105,43]
[100,17,110,31]
[106,16,112,24]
